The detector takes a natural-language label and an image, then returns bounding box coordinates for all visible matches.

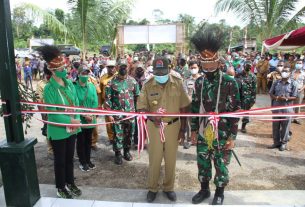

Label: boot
[114,151,123,165]
[212,187,224,205]
[192,181,211,204]
[123,148,133,161]
[241,123,247,133]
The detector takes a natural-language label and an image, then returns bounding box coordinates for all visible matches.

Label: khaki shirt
[137,74,191,122]
[36,79,48,102]
[256,60,269,78]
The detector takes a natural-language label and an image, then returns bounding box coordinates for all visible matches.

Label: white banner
[123,25,178,44]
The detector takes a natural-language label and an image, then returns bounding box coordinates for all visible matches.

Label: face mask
[136,69,144,77]
[281,72,290,79]
[272,57,277,60]
[203,68,218,80]
[155,74,169,84]
[79,75,89,83]
[295,64,303,70]
[229,75,235,79]
[191,68,199,75]
[119,67,127,76]
[55,69,67,78]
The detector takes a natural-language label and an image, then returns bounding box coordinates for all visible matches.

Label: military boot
[241,123,247,133]
[123,148,133,161]
[192,181,210,204]
[114,151,123,165]
[212,187,224,205]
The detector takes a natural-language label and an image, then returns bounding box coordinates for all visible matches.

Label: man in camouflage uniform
[104,59,140,165]
[235,60,256,133]
[190,25,241,205]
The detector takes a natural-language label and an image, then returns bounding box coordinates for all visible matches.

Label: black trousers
[77,128,93,165]
[50,135,76,189]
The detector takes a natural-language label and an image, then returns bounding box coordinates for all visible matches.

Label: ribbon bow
[137,113,149,155]
[157,108,166,143]
[208,113,220,149]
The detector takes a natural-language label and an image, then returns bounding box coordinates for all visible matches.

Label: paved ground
[1,184,305,206]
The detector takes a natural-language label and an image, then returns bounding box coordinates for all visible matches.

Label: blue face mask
[295,63,303,70]
[272,57,277,60]
[155,74,169,84]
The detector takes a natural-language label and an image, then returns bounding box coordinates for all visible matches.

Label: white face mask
[191,68,199,75]
[281,72,290,78]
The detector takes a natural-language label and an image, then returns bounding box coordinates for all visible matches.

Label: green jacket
[43,77,80,140]
[74,80,98,128]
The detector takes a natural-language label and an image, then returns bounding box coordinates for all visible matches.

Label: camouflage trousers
[113,119,135,152]
[197,134,232,187]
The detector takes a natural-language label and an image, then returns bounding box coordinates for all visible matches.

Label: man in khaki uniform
[137,57,191,203]
[256,56,269,94]
[100,60,117,144]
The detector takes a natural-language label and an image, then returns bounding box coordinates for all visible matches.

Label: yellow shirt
[100,73,116,105]
[137,74,191,122]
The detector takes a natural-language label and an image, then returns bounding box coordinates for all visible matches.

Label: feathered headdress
[190,24,226,63]
[36,45,65,69]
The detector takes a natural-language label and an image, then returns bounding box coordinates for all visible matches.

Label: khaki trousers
[105,116,114,141]
[257,77,267,94]
[91,127,98,147]
[147,120,180,192]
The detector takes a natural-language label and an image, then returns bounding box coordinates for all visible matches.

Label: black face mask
[203,69,219,81]
[119,67,127,76]
[245,65,251,71]
[136,69,144,77]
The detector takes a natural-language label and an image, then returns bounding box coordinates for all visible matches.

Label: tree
[68,0,133,56]
[178,14,195,39]
[215,0,305,41]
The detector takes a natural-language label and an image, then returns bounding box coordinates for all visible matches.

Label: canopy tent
[263,26,305,51]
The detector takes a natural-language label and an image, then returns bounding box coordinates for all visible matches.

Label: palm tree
[68,0,133,57]
[215,0,305,41]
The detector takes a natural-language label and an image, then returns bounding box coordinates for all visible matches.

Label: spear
[232,150,242,167]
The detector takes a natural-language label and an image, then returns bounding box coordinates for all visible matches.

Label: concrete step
[1,184,305,206]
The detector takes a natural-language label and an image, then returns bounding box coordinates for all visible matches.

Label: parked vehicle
[57,44,81,56]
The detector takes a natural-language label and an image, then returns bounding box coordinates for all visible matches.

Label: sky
[9,0,305,27]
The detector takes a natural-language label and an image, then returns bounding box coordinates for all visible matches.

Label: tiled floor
[33,198,180,207]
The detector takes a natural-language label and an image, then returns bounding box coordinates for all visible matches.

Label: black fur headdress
[190,24,225,55]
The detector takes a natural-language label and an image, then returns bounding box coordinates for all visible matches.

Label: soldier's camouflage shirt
[235,71,256,109]
[191,71,241,140]
[105,75,140,118]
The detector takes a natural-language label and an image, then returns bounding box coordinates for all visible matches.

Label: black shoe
[163,191,177,201]
[192,189,211,204]
[115,152,123,165]
[57,188,73,199]
[212,194,224,205]
[147,191,157,203]
[123,150,133,161]
[279,144,287,151]
[66,183,82,197]
[79,164,90,172]
[88,162,96,169]
[240,128,247,133]
[267,144,281,149]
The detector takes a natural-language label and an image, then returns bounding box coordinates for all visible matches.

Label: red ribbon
[137,114,149,155]
[157,108,166,143]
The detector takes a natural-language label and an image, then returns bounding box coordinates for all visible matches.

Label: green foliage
[215,0,305,40]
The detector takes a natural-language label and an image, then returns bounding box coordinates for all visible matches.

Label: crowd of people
[14,25,305,204]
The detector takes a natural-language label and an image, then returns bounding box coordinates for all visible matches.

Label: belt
[148,118,179,126]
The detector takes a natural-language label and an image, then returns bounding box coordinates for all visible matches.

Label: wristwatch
[285,97,288,101]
